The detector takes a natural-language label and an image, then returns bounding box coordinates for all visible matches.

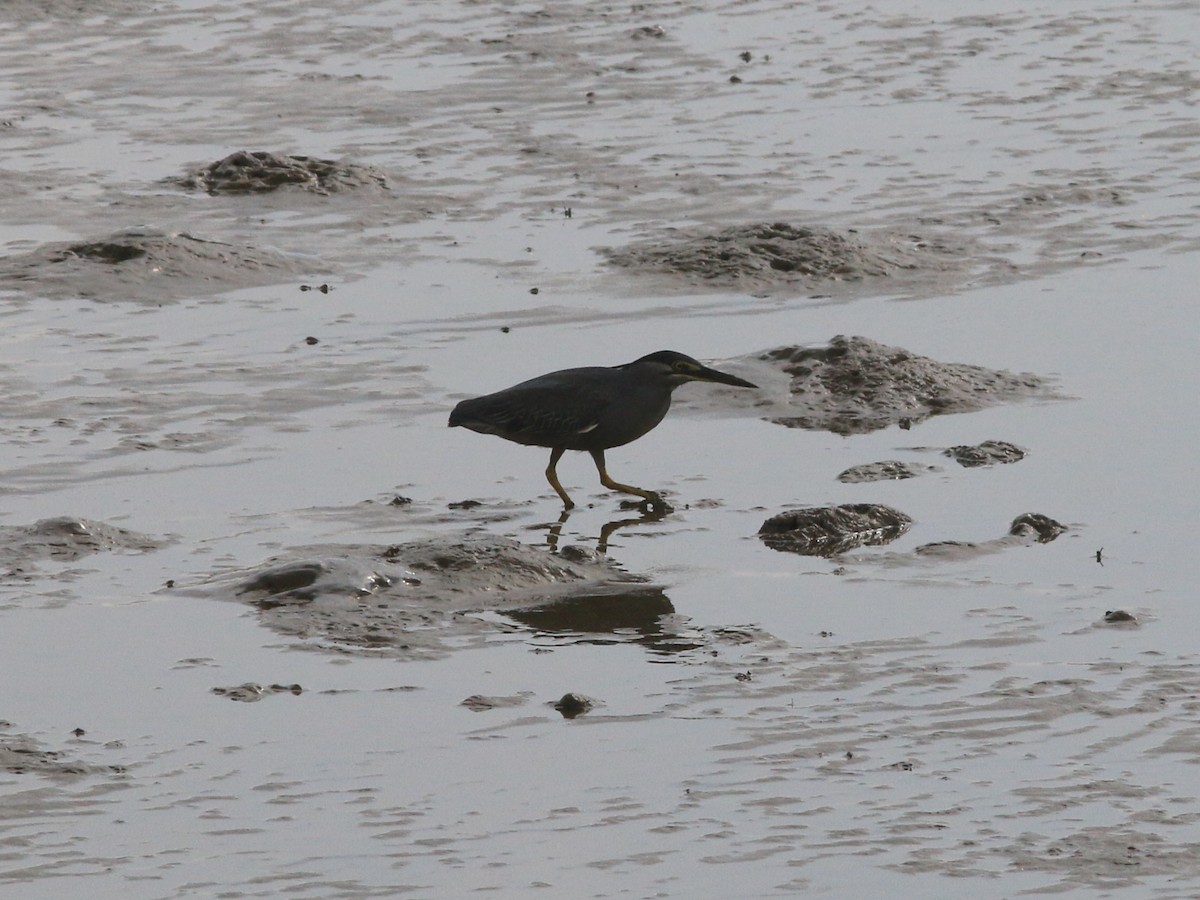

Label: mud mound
[763,335,1054,434]
[945,440,1027,467]
[758,503,913,556]
[0,732,124,777]
[0,227,320,302]
[0,517,164,567]
[1008,512,1067,543]
[189,534,672,660]
[171,150,389,195]
[837,460,936,483]
[601,222,966,290]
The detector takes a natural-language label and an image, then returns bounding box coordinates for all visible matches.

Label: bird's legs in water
[545,447,673,512]
[545,447,574,509]
[589,449,671,512]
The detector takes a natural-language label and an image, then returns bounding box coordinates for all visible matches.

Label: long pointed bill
[695,364,757,389]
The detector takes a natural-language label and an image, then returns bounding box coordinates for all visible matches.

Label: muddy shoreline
[1,1,1197,897]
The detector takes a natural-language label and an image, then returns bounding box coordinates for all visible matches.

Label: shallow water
[1,0,1199,897]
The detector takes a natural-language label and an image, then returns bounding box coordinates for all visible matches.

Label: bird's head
[625,350,758,389]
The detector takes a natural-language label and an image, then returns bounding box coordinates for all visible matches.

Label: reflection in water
[506,584,701,656]
[541,504,671,555]
[519,506,698,654]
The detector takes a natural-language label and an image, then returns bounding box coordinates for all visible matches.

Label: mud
[945,439,1028,467]
[601,221,970,293]
[1008,512,1068,543]
[210,683,304,702]
[0,730,124,777]
[836,460,937,484]
[171,150,390,195]
[552,692,595,718]
[0,517,163,574]
[0,0,1196,897]
[461,694,531,712]
[758,503,912,556]
[188,534,663,660]
[761,335,1055,435]
[910,513,1068,562]
[0,228,321,302]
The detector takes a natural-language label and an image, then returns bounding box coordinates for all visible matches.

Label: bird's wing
[454,373,619,446]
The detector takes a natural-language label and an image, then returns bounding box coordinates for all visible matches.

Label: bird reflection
[540,502,671,555]
[518,505,700,655]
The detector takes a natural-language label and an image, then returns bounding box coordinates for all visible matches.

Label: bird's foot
[620,493,673,515]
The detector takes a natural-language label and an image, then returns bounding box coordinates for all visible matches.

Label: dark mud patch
[188,534,672,660]
[170,150,390,195]
[758,504,913,557]
[837,460,938,483]
[944,440,1027,467]
[0,517,164,574]
[0,228,324,302]
[600,222,971,293]
[761,335,1055,435]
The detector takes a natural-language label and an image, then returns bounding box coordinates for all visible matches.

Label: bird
[448,350,758,508]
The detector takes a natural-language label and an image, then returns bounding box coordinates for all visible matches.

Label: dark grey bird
[448,350,758,508]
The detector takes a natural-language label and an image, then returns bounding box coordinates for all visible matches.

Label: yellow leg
[589,449,662,505]
[545,446,574,509]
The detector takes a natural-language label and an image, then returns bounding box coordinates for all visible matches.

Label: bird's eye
[673,361,691,373]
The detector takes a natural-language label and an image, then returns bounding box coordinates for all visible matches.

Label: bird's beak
[696,364,757,389]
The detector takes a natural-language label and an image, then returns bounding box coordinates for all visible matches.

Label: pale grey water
[1,0,1198,897]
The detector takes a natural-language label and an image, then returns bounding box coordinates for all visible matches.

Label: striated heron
[449,350,757,508]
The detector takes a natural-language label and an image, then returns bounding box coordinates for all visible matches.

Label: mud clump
[837,460,936,483]
[212,683,303,702]
[763,335,1053,435]
[1008,512,1067,543]
[0,228,321,302]
[758,503,913,556]
[945,440,1027,467]
[172,150,389,195]
[553,693,596,718]
[601,222,966,290]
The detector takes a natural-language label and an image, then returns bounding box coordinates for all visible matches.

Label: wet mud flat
[0,0,1198,898]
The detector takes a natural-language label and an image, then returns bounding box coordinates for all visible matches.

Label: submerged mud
[761,335,1054,435]
[190,534,674,660]
[170,150,390,195]
[909,513,1068,562]
[0,228,321,302]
